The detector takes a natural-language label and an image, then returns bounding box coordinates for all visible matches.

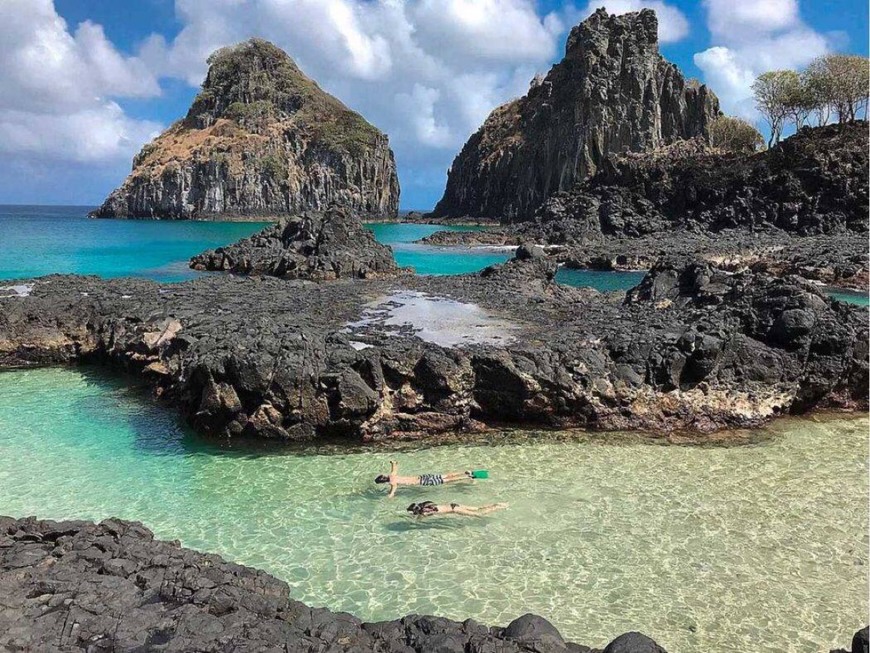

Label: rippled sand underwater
[0,367,866,653]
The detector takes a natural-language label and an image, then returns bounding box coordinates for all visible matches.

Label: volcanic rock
[431,8,719,222]
[189,206,401,279]
[0,260,865,441]
[91,39,399,220]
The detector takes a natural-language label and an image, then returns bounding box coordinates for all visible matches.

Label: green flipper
[470,470,489,479]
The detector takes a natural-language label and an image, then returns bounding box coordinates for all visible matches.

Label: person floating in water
[406,501,508,517]
[375,460,488,498]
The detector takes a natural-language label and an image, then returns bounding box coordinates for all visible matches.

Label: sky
[0,0,866,209]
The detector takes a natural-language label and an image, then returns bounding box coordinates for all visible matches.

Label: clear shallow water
[556,268,646,292]
[0,367,865,653]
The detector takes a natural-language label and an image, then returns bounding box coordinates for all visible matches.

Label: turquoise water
[0,205,269,282]
[827,287,870,306]
[0,207,866,305]
[556,268,645,292]
[0,366,866,653]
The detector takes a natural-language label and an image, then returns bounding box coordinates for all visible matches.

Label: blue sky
[0,0,867,209]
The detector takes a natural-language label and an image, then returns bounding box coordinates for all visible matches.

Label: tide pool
[0,366,865,653]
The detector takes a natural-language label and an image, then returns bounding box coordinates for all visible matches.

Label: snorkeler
[406,501,508,517]
[375,460,488,498]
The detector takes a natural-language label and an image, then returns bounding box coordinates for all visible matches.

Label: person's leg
[442,471,471,483]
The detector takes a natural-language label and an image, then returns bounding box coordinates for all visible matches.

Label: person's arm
[387,460,398,498]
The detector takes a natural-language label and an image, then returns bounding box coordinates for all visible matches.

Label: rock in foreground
[0,516,642,652]
[431,9,718,222]
[190,206,401,279]
[0,258,865,441]
[91,39,399,220]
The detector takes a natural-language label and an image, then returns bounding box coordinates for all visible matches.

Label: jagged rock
[431,8,718,222]
[0,261,865,441]
[90,39,399,220]
[420,123,870,290]
[189,206,401,279]
[537,121,869,239]
[0,516,642,652]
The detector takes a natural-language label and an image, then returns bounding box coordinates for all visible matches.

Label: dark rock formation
[0,516,666,652]
[189,206,401,279]
[91,39,399,220]
[535,121,868,239]
[0,257,865,441]
[831,626,870,653]
[421,123,870,290]
[431,8,719,222]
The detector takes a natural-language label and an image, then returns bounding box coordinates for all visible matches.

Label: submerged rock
[0,516,660,652]
[91,39,399,220]
[0,260,865,441]
[431,8,718,222]
[189,206,401,279]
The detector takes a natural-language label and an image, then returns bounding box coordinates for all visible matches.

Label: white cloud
[570,1,691,44]
[0,0,693,205]
[694,0,831,119]
[0,0,162,166]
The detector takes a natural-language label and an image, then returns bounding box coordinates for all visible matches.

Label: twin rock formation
[93,9,717,225]
[91,39,398,220]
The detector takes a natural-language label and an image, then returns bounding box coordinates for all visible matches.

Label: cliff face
[92,39,399,220]
[432,8,719,222]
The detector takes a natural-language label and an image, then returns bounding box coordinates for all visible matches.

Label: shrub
[708,116,765,154]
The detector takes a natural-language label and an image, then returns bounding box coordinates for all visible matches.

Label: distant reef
[91,39,399,221]
[431,8,719,222]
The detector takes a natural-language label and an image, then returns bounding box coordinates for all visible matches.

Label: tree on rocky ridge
[804,54,869,123]
[752,71,794,147]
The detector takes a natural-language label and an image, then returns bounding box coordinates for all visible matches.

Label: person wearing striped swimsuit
[375,460,473,498]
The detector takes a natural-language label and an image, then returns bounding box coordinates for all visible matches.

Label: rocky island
[90,39,399,220]
[431,8,719,222]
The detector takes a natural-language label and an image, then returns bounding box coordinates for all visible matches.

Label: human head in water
[407,501,438,516]
[374,475,390,484]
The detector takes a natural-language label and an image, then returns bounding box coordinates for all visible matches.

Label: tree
[780,71,813,130]
[804,54,869,123]
[752,71,793,147]
[708,116,765,154]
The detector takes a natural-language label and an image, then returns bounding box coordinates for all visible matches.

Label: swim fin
[470,470,489,479]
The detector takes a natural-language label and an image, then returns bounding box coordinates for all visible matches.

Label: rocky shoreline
[0,516,647,652]
[0,516,865,653]
[1,254,866,442]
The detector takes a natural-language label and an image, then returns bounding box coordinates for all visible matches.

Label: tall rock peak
[92,38,399,220]
[432,9,720,222]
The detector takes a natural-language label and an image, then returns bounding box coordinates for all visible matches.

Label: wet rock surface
[189,207,402,279]
[0,516,649,653]
[0,256,865,441]
[91,39,399,221]
[431,9,718,222]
